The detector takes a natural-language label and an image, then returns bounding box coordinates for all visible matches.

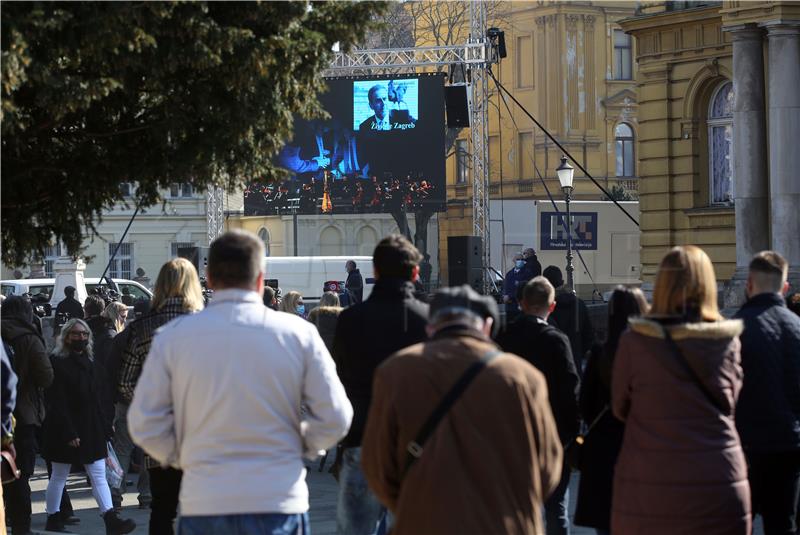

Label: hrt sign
[540,212,598,250]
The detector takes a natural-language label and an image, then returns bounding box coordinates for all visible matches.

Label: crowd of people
[1,230,799,535]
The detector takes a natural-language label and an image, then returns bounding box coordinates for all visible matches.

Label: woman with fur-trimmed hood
[611,245,750,535]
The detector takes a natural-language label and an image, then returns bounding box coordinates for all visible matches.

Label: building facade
[620,1,800,304]
[2,183,222,287]
[439,1,640,283]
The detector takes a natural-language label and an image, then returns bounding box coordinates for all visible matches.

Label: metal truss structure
[206,186,225,244]
[323,5,495,290]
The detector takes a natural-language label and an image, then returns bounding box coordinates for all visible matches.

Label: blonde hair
[650,245,721,322]
[55,318,94,358]
[102,301,129,332]
[319,291,340,308]
[151,258,205,312]
[279,291,303,314]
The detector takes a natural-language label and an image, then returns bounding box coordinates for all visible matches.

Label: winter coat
[548,290,594,371]
[332,279,428,448]
[307,306,342,353]
[1,317,53,426]
[105,328,131,405]
[345,269,364,304]
[611,318,750,535]
[497,314,580,444]
[42,351,114,465]
[523,255,542,280]
[574,344,625,530]
[735,292,800,453]
[503,267,529,306]
[55,296,84,320]
[361,328,563,535]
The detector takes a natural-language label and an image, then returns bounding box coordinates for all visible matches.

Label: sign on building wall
[540,212,598,250]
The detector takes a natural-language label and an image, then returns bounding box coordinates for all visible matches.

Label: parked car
[1,277,152,307]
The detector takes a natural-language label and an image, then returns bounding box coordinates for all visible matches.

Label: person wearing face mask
[503,253,531,326]
[279,291,306,318]
[41,318,135,534]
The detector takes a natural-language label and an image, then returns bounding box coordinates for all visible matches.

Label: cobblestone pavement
[25,457,764,534]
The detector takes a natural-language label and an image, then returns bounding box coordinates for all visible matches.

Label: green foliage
[603,184,634,202]
[1,1,384,266]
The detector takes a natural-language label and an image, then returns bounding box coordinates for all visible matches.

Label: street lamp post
[556,156,576,294]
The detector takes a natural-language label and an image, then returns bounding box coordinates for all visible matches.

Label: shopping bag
[105,441,124,490]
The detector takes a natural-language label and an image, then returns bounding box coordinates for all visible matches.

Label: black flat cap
[429,285,499,326]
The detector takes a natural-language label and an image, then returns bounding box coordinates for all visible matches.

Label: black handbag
[564,406,609,471]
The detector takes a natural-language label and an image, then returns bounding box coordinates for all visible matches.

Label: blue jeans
[544,463,571,535]
[179,512,309,535]
[336,447,389,535]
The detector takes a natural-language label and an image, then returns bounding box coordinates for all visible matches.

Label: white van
[263,256,374,305]
[0,278,152,303]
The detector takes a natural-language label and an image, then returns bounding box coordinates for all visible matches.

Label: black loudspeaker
[445,84,471,128]
[448,236,483,291]
[177,247,210,280]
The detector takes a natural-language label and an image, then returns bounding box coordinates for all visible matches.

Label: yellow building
[439,1,639,281]
[620,1,800,305]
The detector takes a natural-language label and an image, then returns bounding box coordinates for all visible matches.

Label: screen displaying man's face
[369,86,388,120]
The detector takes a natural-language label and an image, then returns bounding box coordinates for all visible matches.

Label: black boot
[44,513,71,533]
[103,509,136,535]
[59,510,81,525]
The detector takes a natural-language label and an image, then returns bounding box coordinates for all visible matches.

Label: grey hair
[55,318,94,359]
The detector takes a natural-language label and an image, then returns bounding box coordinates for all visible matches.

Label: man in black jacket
[55,286,84,321]
[497,276,580,535]
[333,235,429,535]
[735,251,800,535]
[542,265,594,373]
[345,260,364,304]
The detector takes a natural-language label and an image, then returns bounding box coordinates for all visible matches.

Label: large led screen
[244,74,446,216]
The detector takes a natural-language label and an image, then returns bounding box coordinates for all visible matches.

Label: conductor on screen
[359,84,415,132]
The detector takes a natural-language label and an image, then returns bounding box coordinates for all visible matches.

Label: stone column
[723,25,769,308]
[49,256,88,308]
[766,22,800,287]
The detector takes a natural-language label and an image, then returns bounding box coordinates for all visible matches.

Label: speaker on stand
[447,236,484,292]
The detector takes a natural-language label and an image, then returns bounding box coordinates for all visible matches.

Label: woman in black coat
[41,318,135,535]
[574,287,648,535]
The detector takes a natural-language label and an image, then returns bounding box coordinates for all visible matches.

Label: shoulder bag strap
[662,327,728,414]
[401,348,501,481]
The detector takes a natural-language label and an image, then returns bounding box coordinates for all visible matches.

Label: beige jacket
[361,329,563,535]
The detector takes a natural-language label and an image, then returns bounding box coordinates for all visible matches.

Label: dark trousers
[544,462,571,535]
[4,424,37,533]
[149,466,182,535]
[748,450,800,535]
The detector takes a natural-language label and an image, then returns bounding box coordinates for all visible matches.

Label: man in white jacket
[129,230,353,535]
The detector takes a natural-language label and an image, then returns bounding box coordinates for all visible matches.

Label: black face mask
[69,339,89,352]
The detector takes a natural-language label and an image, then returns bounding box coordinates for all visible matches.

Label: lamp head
[556,155,575,193]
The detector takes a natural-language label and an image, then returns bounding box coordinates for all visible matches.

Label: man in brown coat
[361,285,562,534]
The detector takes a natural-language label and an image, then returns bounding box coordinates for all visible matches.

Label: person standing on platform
[503,253,529,326]
[345,260,364,305]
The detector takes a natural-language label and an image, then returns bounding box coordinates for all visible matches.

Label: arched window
[708,81,734,205]
[257,228,270,257]
[615,123,635,177]
[356,226,378,256]
[319,226,343,256]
